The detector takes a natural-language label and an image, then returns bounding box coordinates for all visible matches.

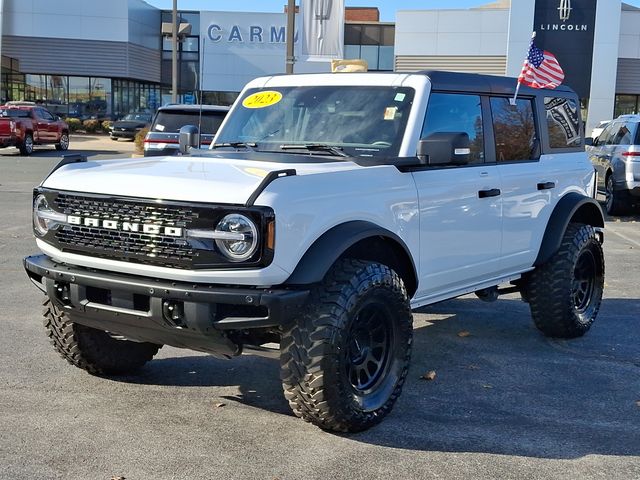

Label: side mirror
[584,137,594,147]
[417,132,471,166]
[179,125,199,154]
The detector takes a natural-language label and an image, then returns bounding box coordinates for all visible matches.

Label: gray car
[588,114,640,215]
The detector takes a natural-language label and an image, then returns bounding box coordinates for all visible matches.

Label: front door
[412,92,502,301]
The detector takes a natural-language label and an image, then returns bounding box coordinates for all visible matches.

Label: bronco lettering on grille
[67,215,183,237]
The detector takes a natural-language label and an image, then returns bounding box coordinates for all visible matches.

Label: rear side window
[544,97,581,148]
[0,109,30,118]
[490,97,538,162]
[421,93,484,164]
[610,122,635,146]
[152,110,226,134]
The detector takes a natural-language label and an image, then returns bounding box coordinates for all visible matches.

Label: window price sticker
[242,91,283,109]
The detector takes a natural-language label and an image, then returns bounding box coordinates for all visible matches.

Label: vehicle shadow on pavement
[116,350,292,415]
[353,296,640,459]
[114,296,640,459]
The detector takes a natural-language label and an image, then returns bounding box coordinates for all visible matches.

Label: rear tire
[605,174,630,216]
[19,133,34,156]
[280,259,413,432]
[43,297,161,375]
[524,223,604,339]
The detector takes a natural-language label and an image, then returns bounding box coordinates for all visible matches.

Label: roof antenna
[197,35,205,149]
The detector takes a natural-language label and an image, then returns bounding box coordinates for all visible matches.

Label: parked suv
[144,104,229,156]
[587,114,640,215]
[24,71,604,433]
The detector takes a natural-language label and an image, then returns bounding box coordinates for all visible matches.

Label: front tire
[55,132,69,151]
[43,298,161,375]
[19,133,34,156]
[524,223,604,339]
[280,259,413,432]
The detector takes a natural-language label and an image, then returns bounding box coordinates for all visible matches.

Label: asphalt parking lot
[0,150,639,479]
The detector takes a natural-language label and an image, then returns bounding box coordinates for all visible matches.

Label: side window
[611,123,633,146]
[490,97,538,162]
[41,109,55,121]
[421,92,484,164]
[596,123,616,146]
[544,97,581,148]
[603,123,621,146]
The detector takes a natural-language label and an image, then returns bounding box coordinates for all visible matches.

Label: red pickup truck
[0,104,69,156]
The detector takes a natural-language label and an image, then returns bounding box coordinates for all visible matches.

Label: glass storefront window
[25,74,47,103]
[344,45,360,59]
[90,78,111,118]
[614,95,639,117]
[378,46,394,71]
[360,45,379,70]
[68,76,90,119]
[182,37,199,52]
[47,75,68,116]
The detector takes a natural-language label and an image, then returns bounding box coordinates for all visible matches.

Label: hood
[42,153,363,205]
[112,120,148,129]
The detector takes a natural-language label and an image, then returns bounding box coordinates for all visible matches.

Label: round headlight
[33,194,50,236]
[214,214,259,261]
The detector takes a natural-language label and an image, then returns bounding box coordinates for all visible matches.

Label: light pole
[286,0,295,74]
[172,0,178,102]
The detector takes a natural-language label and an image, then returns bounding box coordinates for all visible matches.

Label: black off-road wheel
[605,174,630,216]
[19,133,34,156]
[55,132,69,151]
[524,223,604,339]
[280,259,413,433]
[43,298,161,375]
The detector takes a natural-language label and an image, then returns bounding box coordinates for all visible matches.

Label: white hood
[42,155,361,205]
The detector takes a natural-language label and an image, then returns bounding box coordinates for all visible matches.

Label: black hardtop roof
[158,104,230,112]
[418,70,576,97]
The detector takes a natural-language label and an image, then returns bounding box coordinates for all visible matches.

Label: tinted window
[490,97,538,162]
[40,109,55,121]
[421,93,484,163]
[152,110,227,135]
[0,109,30,118]
[596,122,617,146]
[610,123,635,146]
[545,97,580,148]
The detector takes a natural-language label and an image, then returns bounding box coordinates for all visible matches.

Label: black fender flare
[285,220,418,293]
[534,192,604,266]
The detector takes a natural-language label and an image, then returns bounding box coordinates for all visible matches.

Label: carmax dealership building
[1,0,639,131]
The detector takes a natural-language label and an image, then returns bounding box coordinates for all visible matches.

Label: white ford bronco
[25,71,605,432]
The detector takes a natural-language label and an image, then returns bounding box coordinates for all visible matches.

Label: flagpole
[511,31,537,106]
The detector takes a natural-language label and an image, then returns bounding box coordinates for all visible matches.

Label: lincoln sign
[533,0,597,98]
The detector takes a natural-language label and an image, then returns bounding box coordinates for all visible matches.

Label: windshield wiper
[211,142,257,150]
[279,144,348,157]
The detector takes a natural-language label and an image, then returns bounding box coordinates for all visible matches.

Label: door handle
[478,188,501,198]
[537,182,556,190]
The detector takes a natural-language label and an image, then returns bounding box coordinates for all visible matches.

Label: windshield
[215,86,415,157]
[122,113,151,122]
[152,110,226,134]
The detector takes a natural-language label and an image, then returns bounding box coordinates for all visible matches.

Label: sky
[146,0,640,22]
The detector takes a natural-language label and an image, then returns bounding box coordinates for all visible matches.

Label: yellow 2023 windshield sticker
[242,91,283,109]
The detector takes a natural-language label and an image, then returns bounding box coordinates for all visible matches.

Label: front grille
[53,193,201,268]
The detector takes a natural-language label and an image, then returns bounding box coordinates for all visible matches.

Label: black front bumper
[24,255,309,356]
[110,130,137,139]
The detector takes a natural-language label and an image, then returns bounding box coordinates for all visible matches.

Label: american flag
[518,40,565,89]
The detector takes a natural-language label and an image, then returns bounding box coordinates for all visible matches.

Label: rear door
[412,92,503,301]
